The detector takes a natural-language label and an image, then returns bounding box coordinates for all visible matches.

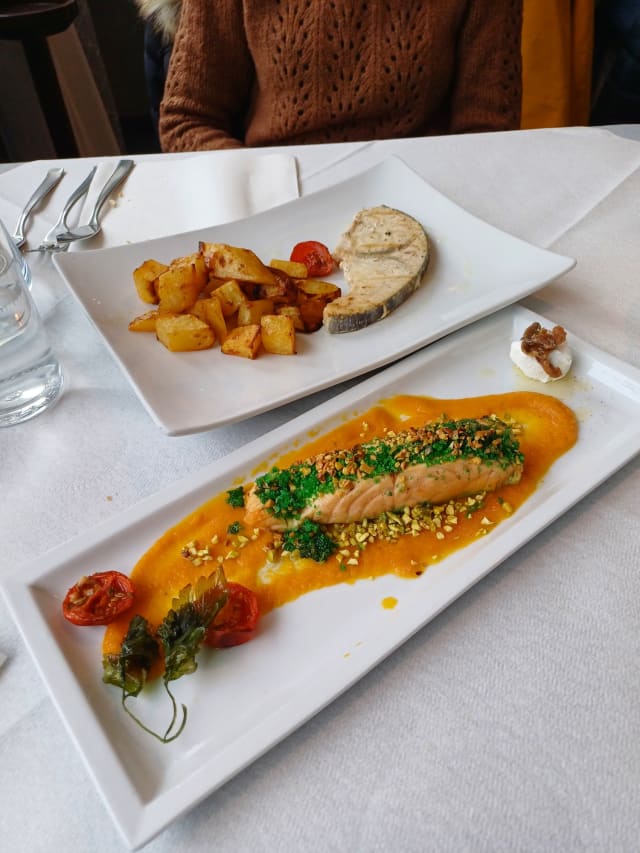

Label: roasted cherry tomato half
[204,582,259,648]
[62,571,135,626]
[290,240,336,277]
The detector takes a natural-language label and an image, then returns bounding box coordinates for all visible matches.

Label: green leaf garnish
[103,615,159,696]
[158,569,228,681]
[102,615,177,742]
[103,569,229,743]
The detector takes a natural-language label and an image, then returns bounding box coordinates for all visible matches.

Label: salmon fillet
[323,205,430,334]
[244,417,523,531]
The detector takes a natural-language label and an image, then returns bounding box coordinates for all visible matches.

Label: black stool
[0,1,80,157]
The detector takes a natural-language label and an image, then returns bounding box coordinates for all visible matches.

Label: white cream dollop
[509,340,572,383]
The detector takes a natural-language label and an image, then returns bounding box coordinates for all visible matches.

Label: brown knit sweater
[160,0,522,152]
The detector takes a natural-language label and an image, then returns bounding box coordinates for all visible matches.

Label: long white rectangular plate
[5,305,640,849]
[53,156,575,435]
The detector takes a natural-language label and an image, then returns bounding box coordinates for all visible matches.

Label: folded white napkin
[69,151,300,250]
[0,151,299,253]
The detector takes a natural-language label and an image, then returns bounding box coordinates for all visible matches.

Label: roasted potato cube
[191,256,209,290]
[133,259,167,304]
[156,314,216,352]
[269,258,308,278]
[156,264,202,313]
[221,324,262,359]
[295,279,342,332]
[189,298,209,324]
[202,296,228,343]
[296,279,342,301]
[268,267,299,304]
[237,298,274,326]
[199,242,278,286]
[170,253,208,290]
[240,276,298,305]
[128,309,159,332]
[260,314,296,355]
[190,296,227,343]
[297,298,325,332]
[203,275,229,295]
[275,304,304,331]
[214,279,246,317]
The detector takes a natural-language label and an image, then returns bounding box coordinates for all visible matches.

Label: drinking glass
[0,217,63,427]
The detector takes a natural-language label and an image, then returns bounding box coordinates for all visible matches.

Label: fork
[30,166,97,252]
[55,159,135,246]
[12,168,65,248]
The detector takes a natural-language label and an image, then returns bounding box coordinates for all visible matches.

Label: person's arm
[449,0,523,133]
[159,0,254,151]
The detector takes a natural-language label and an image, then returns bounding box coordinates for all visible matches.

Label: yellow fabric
[521,0,595,128]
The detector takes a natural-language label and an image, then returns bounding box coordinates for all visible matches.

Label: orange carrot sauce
[103,391,577,656]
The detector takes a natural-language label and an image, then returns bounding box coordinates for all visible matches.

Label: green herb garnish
[253,417,523,523]
[155,569,228,739]
[103,615,158,696]
[281,520,337,563]
[226,487,245,508]
[103,569,228,743]
[254,465,333,520]
[227,521,241,534]
[102,615,164,739]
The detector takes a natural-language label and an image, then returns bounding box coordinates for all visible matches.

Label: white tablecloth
[1,126,640,853]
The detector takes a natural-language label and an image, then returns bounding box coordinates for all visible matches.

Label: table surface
[1,126,640,853]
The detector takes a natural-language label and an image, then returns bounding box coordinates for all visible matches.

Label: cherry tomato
[290,240,336,277]
[204,582,259,648]
[62,571,135,626]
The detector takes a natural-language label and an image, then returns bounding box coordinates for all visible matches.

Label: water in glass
[0,219,63,427]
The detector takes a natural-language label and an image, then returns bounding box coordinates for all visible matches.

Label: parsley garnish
[282,520,337,563]
[253,418,523,523]
[226,487,245,508]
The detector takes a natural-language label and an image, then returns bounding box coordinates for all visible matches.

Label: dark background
[0,0,158,162]
[0,0,638,163]
[86,0,158,154]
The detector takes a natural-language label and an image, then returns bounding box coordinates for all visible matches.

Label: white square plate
[53,156,575,435]
[4,305,640,849]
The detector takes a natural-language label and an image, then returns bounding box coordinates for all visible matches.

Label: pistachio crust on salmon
[244,416,524,531]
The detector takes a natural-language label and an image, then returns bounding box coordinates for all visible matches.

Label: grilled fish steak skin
[323,205,430,334]
[244,417,523,531]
